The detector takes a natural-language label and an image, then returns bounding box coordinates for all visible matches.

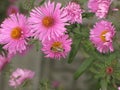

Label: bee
[51,46,65,52]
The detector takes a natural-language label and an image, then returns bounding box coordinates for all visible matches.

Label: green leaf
[22,0,35,11]
[82,12,94,19]
[68,39,81,63]
[74,58,95,80]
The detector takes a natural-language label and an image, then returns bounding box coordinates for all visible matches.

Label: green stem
[100,78,107,90]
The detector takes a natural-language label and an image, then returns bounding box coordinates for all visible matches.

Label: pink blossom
[0,54,13,72]
[88,0,112,18]
[29,0,68,42]
[7,5,19,16]
[9,68,35,88]
[0,13,31,54]
[90,20,115,53]
[63,2,83,24]
[52,81,60,88]
[42,35,72,59]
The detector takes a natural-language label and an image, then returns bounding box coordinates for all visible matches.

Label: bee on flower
[42,35,72,59]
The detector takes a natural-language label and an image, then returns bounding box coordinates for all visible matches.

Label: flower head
[90,20,115,53]
[63,2,83,24]
[88,0,112,18]
[42,35,72,59]
[0,13,31,54]
[0,54,13,72]
[7,5,19,16]
[9,68,35,88]
[106,66,113,75]
[29,0,68,41]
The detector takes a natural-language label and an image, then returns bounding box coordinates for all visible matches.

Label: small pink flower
[42,35,72,59]
[9,68,35,88]
[29,0,68,42]
[63,2,83,24]
[7,5,19,16]
[88,0,112,18]
[90,20,115,53]
[0,13,31,54]
[0,54,13,72]
[52,81,60,88]
[118,87,120,90]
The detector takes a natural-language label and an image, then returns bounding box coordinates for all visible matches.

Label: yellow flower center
[51,42,64,52]
[100,30,109,42]
[42,16,54,28]
[11,27,22,39]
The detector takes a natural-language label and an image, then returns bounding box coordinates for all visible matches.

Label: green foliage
[67,38,81,63]
[67,24,81,63]
[67,24,91,63]
[0,0,9,23]
[74,58,95,80]
[22,0,35,11]
[39,0,46,6]
[89,51,120,89]
[82,12,95,19]
[0,45,8,57]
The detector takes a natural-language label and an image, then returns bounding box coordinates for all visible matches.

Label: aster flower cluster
[0,0,120,90]
[0,0,74,88]
[0,0,73,60]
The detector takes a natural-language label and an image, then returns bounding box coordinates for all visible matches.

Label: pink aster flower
[118,87,120,90]
[7,5,19,16]
[42,35,72,59]
[9,68,35,88]
[29,0,68,42]
[90,20,115,53]
[0,13,31,54]
[63,2,83,24]
[0,54,13,72]
[88,0,112,18]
